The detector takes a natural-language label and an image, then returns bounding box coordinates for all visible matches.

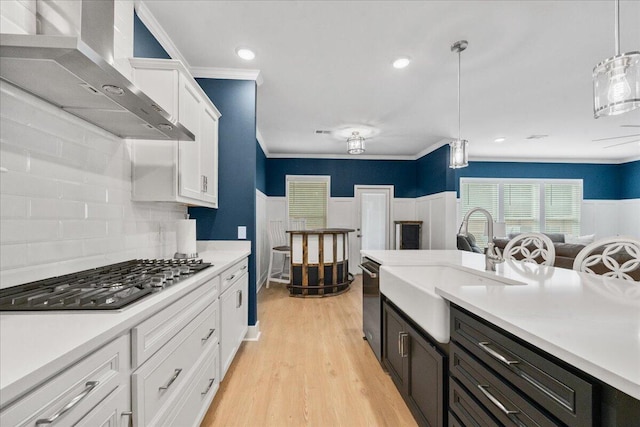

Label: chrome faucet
[458,207,504,271]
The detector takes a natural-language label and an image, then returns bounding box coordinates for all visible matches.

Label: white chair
[288,218,307,231]
[503,233,556,266]
[266,220,291,288]
[573,237,640,281]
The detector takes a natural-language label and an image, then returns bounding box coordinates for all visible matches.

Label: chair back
[503,232,556,266]
[289,218,307,231]
[268,220,288,248]
[573,237,640,281]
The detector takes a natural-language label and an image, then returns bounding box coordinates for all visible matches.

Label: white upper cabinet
[130,59,221,208]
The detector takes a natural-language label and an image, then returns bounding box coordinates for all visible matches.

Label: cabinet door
[406,322,445,427]
[199,106,218,206]
[75,384,131,427]
[220,279,240,380]
[178,75,203,201]
[383,301,407,390]
[237,272,249,343]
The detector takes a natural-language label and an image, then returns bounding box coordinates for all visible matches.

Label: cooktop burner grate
[0,259,212,311]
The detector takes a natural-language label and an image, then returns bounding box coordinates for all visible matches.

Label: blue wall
[266,158,416,198]
[619,160,640,200]
[133,11,170,59]
[457,161,624,200]
[190,79,258,326]
[256,142,267,194]
[416,145,456,197]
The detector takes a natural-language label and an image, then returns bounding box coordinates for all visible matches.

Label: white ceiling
[141,1,640,162]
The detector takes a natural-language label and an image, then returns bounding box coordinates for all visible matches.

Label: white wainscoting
[416,192,458,250]
[582,199,640,239]
[255,190,269,291]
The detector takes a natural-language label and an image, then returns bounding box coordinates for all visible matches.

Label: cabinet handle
[237,290,242,308]
[35,381,99,425]
[201,378,216,396]
[201,328,215,342]
[398,332,409,358]
[240,265,247,271]
[478,342,519,365]
[201,175,208,192]
[121,411,133,427]
[358,264,377,278]
[227,274,236,282]
[159,368,182,391]
[477,385,520,415]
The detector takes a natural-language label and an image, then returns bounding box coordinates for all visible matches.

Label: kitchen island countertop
[362,249,640,400]
[0,242,250,406]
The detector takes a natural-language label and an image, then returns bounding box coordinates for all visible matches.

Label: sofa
[492,233,585,270]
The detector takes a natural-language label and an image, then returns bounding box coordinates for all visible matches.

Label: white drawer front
[0,334,130,427]
[74,383,131,427]
[132,299,218,427]
[163,343,218,427]
[132,276,219,367]
[220,258,248,294]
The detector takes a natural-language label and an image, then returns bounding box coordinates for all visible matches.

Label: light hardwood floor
[201,275,417,427]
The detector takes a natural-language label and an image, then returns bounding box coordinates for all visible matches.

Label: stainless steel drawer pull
[237,290,243,308]
[159,368,182,391]
[35,381,99,425]
[477,385,520,415]
[201,378,215,395]
[478,342,519,365]
[358,264,377,278]
[202,328,215,342]
[227,274,236,281]
[399,332,409,358]
[240,265,247,271]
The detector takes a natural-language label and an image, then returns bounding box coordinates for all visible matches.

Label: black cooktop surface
[0,259,212,311]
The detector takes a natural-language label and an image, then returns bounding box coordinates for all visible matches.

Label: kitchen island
[363,249,640,426]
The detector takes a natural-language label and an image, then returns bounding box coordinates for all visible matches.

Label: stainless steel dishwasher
[359,258,382,363]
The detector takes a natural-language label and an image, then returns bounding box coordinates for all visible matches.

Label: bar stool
[573,237,640,281]
[266,220,291,288]
[503,232,555,266]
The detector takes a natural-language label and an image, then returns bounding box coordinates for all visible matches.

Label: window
[460,179,582,247]
[286,175,330,229]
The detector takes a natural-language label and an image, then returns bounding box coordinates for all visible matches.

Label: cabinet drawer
[451,307,594,427]
[449,378,499,427]
[163,343,219,427]
[132,299,217,427]
[132,276,219,367]
[450,342,558,426]
[0,334,130,427]
[75,383,130,427]
[220,258,248,294]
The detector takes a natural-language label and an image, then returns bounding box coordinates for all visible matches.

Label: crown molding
[256,128,269,155]
[191,67,264,86]
[469,156,630,164]
[134,1,190,68]
[413,138,451,160]
[266,153,416,160]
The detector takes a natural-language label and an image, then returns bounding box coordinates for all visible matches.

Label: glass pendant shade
[593,52,640,117]
[449,139,468,169]
[347,131,365,154]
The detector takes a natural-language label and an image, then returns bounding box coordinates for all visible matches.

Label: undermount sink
[379,265,525,343]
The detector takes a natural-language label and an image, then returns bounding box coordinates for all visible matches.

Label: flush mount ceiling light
[347,131,365,154]
[449,40,469,169]
[392,57,411,69]
[236,47,255,60]
[494,137,506,143]
[102,84,124,96]
[593,0,640,118]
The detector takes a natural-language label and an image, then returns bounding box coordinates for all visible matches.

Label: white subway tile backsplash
[1,81,188,287]
[0,195,28,218]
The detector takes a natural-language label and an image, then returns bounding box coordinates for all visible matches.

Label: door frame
[353,185,394,264]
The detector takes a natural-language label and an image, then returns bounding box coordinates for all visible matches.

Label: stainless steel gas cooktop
[0,259,212,311]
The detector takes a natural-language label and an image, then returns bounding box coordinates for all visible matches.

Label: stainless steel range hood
[0,0,194,141]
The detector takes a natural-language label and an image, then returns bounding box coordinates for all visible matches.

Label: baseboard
[244,321,261,341]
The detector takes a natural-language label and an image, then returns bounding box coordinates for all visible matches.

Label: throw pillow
[566,234,595,245]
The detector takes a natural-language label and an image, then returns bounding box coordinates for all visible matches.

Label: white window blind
[460,182,498,247]
[460,178,582,248]
[287,176,329,229]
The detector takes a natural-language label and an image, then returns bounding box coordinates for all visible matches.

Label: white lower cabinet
[219,260,249,380]
[0,334,130,427]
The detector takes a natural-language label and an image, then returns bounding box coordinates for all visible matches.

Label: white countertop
[0,243,250,406]
[363,250,640,400]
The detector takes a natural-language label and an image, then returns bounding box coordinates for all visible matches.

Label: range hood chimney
[0,0,194,141]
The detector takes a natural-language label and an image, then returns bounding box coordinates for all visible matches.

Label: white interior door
[352,186,393,269]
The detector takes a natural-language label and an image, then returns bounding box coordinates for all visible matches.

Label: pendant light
[347,131,365,154]
[449,40,469,169]
[593,0,640,118]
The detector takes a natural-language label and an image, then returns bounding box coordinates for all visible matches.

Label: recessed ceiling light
[494,137,506,143]
[236,48,255,60]
[392,57,411,69]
